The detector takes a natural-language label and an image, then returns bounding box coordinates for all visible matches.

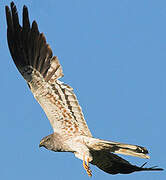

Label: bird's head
[39,134,54,150]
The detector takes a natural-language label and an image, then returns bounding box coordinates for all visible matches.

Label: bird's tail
[85,137,150,159]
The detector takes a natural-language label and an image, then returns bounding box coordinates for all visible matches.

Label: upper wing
[5,2,92,137]
[90,150,163,174]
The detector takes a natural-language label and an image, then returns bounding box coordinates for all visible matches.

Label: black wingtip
[5,2,16,28]
[140,162,164,171]
[148,167,164,171]
[10,1,15,7]
[23,5,28,9]
[149,167,164,171]
[32,21,39,33]
[10,1,16,13]
[23,4,30,30]
[10,1,21,31]
[5,5,12,28]
[6,1,57,82]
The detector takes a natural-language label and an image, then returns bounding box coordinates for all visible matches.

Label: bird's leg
[83,154,92,177]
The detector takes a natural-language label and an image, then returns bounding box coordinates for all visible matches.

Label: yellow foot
[83,155,92,177]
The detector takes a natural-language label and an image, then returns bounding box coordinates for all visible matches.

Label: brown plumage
[5,2,163,176]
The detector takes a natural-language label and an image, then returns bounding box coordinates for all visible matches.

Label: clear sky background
[0,0,165,179]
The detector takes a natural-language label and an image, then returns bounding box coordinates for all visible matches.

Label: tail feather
[86,138,150,159]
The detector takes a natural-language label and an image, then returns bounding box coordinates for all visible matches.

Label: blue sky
[0,0,165,179]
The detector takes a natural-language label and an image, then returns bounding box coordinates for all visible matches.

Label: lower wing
[90,150,163,174]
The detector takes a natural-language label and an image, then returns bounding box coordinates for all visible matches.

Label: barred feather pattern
[6,2,163,176]
[5,2,92,138]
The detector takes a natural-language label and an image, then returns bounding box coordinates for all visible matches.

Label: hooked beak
[39,139,44,148]
[39,143,42,148]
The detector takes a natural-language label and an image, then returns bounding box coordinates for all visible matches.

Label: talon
[83,155,92,177]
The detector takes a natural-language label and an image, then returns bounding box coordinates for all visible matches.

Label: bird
[5,2,163,177]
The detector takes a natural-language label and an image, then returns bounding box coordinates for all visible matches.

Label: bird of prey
[5,2,163,176]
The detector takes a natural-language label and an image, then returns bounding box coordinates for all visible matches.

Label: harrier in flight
[5,2,163,176]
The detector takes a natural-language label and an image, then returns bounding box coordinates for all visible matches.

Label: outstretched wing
[90,150,163,175]
[5,2,92,137]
